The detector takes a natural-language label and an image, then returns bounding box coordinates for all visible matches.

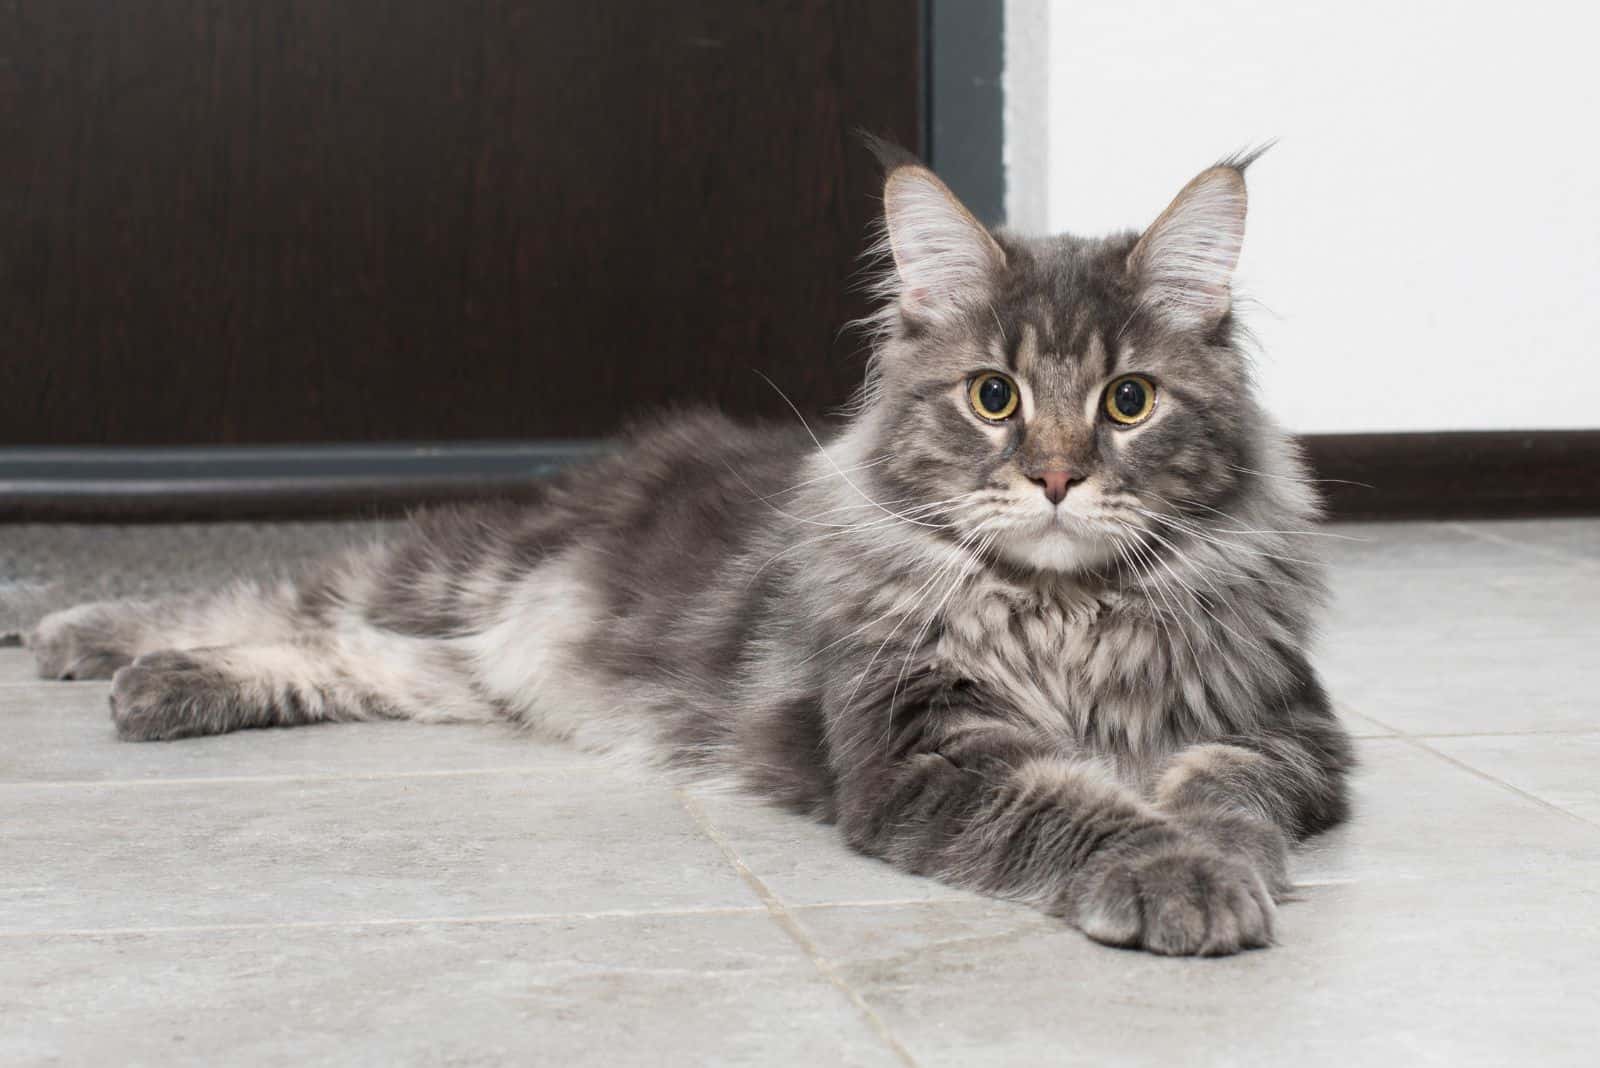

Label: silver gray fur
[29,150,1352,956]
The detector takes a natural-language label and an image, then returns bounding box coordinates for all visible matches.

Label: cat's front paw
[29,603,139,680]
[1172,809,1291,898]
[1074,831,1276,956]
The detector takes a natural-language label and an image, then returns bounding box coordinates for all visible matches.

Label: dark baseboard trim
[0,443,607,522]
[1,431,1595,523]
[1301,430,1600,520]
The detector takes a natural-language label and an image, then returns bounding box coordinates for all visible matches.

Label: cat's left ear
[882,165,1006,320]
[1128,164,1249,330]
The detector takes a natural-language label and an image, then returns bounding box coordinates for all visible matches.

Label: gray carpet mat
[0,521,398,643]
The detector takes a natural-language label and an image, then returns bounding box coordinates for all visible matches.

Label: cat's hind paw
[109,650,232,741]
[29,603,140,680]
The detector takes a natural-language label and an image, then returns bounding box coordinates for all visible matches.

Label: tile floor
[2,519,1598,1065]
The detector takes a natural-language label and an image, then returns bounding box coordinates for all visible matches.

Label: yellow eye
[1103,374,1157,426]
[968,373,1020,421]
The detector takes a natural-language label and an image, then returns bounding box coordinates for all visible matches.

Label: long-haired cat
[29,147,1352,956]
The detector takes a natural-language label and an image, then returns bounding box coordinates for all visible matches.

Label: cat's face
[865,159,1262,574]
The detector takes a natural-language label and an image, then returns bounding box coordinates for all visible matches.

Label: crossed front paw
[1170,808,1292,899]
[1073,828,1277,957]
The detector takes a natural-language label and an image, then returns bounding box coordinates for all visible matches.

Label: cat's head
[856,148,1279,574]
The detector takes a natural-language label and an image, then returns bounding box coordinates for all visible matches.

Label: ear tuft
[881,167,1006,319]
[1128,165,1249,330]
[859,130,922,174]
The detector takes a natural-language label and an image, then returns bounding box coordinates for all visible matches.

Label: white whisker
[887,526,1000,725]
[754,370,948,528]
[1226,462,1373,490]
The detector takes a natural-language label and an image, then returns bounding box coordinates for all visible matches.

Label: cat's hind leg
[108,627,491,741]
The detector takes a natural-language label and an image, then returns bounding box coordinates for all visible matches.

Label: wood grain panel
[0,1,921,445]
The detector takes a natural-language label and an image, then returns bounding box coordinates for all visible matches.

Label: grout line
[0,898,992,943]
[0,684,104,691]
[1402,728,1600,739]
[789,896,986,912]
[0,764,617,791]
[1337,701,1599,741]
[0,905,772,941]
[1445,521,1600,570]
[1347,727,1594,742]
[0,681,106,690]
[1403,735,1600,833]
[1355,707,1600,834]
[677,790,920,1068]
[1336,708,1395,736]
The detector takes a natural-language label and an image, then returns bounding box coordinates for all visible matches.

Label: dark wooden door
[0,1,921,446]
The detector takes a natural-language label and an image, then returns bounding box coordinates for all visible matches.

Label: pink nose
[1031,470,1076,505]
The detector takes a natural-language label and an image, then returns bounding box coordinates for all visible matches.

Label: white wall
[1004,1,1600,434]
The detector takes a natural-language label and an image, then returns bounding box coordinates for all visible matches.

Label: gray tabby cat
[29,148,1352,956]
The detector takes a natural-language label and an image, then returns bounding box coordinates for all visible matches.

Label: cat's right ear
[880,165,1006,321]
